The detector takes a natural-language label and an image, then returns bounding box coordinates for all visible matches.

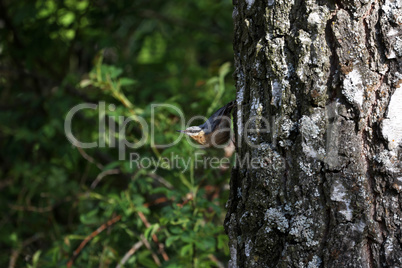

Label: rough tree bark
[225,0,402,267]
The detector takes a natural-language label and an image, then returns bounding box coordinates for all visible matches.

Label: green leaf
[180,243,193,257]
[169,226,182,235]
[58,10,75,26]
[32,250,42,267]
[180,233,194,244]
[165,264,185,268]
[179,175,192,191]
[144,223,159,240]
[36,0,56,18]
[165,235,179,247]
[206,77,219,85]
[119,77,137,86]
[79,209,99,224]
[101,65,123,80]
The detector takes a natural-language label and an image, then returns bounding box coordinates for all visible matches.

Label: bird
[177,100,235,148]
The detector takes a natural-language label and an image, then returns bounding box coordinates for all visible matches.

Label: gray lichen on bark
[226,0,402,267]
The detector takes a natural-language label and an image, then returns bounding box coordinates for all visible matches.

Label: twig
[137,211,169,261]
[9,204,54,213]
[208,254,225,268]
[176,194,194,208]
[132,167,174,190]
[67,214,122,268]
[147,173,173,190]
[9,196,73,213]
[143,196,171,208]
[0,178,13,190]
[9,233,44,268]
[90,169,120,189]
[116,241,144,268]
[139,235,161,266]
[77,147,104,170]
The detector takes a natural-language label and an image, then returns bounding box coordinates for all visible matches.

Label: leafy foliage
[0,0,234,267]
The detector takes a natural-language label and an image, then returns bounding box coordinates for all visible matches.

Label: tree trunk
[225,0,402,267]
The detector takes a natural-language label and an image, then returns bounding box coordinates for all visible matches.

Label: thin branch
[0,178,13,190]
[139,234,161,266]
[9,204,54,213]
[208,254,225,268]
[67,214,122,268]
[116,241,144,268]
[77,147,104,170]
[90,169,120,189]
[8,196,73,213]
[176,194,194,208]
[147,173,173,190]
[143,196,171,208]
[137,211,169,261]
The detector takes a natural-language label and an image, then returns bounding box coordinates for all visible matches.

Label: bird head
[177,126,202,136]
[177,126,206,145]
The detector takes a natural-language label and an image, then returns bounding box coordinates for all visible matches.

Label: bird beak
[176,130,184,133]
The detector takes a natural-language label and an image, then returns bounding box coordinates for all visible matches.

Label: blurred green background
[0,0,235,267]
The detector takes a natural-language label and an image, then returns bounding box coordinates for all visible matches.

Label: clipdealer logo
[64,101,269,160]
[64,101,347,170]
